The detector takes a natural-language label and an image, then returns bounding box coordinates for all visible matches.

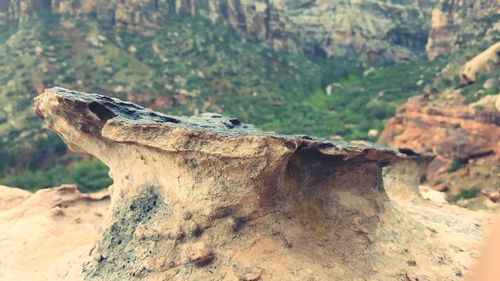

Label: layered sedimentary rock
[30,87,491,280]
[379,92,500,201]
[0,0,431,63]
[426,0,500,60]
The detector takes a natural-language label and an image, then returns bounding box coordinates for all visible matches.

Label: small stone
[51,207,65,217]
[128,45,137,54]
[189,243,214,266]
[183,211,193,220]
[367,129,379,137]
[238,267,263,281]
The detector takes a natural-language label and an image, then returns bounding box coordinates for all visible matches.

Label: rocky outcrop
[379,93,500,205]
[0,0,431,63]
[460,42,500,84]
[426,0,500,60]
[29,87,493,280]
[379,95,500,167]
[0,184,31,211]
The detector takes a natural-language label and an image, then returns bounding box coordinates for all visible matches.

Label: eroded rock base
[28,87,495,281]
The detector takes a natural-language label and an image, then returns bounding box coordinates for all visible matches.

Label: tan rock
[419,185,448,204]
[469,94,500,111]
[0,185,31,211]
[188,242,214,265]
[460,42,500,84]
[481,189,499,204]
[0,185,109,281]
[21,87,494,280]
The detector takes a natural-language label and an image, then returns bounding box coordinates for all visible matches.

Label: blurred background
[0,0,498,209]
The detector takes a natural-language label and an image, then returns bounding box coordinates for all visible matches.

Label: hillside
[0,0,498,194]
[2,0,433,63]
[0,10,438,190]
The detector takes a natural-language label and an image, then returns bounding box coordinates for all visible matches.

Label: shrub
[448,160,466,173]
[69,159,113,193]
[448,187,480,202]
[0,159,112,193]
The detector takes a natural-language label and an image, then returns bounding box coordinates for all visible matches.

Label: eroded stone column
[35,87,486,281]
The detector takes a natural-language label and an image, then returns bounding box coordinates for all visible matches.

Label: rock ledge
[34,87,489,281]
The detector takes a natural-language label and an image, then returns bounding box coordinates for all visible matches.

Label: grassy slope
[0,13,437,191]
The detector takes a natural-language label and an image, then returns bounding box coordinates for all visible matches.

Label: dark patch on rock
[398,148,419,157]
[229,118,241,126]
[83,186,171,280]
[89,101,117,121]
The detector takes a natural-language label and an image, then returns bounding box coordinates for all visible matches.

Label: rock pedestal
[35,87,487,281]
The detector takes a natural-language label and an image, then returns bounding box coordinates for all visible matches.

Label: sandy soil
[0,185,109,281]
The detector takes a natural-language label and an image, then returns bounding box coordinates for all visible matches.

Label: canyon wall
[0,0,432,63]
[426,0,500,60]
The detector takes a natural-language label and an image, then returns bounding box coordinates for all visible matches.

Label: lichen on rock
[33,87,491,280]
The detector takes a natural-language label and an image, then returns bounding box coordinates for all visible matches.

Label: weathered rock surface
[26,87,494,280]
[0,0,431,63]
[460,42,500,84]
[0,184,31,211]
[379,92,500,206]
[426,0,500,60]
[0,185,109,281]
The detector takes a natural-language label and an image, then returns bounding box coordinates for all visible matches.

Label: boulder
[31,87,491,280]
[460,42,500,84]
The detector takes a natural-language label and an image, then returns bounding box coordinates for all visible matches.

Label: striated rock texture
[426,0,500,60]
[0,0,431,63]
[379,92,500,202]
[31,87,492,280]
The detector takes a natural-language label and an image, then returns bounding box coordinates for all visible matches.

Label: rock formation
[0,184,31,211]
[379,92,500,205]
[26,87,493,280]
[0,0,431,63]
[426,0,500,60]
[460,42,500,84]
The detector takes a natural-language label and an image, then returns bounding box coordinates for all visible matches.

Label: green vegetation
[0,158,112,193]
[448,160,467,173]
[447,187,481,202]
[0,10,497,192]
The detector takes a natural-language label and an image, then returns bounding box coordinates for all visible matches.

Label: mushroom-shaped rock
[34,87,489,281]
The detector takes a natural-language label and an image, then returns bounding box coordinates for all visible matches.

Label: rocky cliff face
[379,91,500,207]
[28,87,492,280]
[380,39,500,207]
[426,0,500,60]
[0,0,432,63]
